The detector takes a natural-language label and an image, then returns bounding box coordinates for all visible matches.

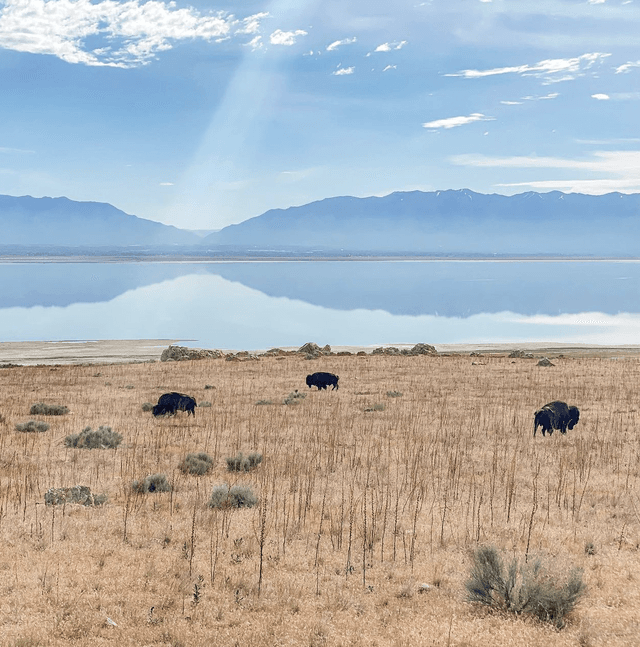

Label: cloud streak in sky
[446,53,610,83]
[422,113,494,129]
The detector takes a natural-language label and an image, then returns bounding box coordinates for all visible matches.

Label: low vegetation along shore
[0,349,639,645]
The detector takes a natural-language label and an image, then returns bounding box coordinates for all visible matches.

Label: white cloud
[326,37,356,51]
[159,182,174,186]
[592,93,610,100]
[269,29,307,46]
[451,150,640,193]
[245,36,262,51]
[333,66,354,76]
[588,0,606,4]
[446,53,610,83]
[374,41,407,53]
[235,12,269,36]
[615,60,640,73]
[522,93,559,100]
[500,100,523,105]
[422,113,494,129]
[0,0,248,67]
[382,64,396,72]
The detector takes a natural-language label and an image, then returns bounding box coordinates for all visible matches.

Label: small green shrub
[204,384,215,390]
[30,403,69,416]
[198,401,212,408]
[364,403,385,412]
[15,420,50,433]
[386,390,403,398]
[226,452,263,472]
[209,484,257,509]
[584,541,597,556]
[180,452,214,476]
[132,473,172,493]
[141,402,154,412]
[65,425,122,449]
[284,391,306,405]
[255,399,274,406]
[466,545,586,629]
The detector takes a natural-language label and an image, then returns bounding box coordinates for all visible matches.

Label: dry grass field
[1,352,640,647]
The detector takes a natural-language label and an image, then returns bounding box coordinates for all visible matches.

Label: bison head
[567,406,580,430]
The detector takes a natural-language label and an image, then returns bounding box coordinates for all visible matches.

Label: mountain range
[2,189,640,255]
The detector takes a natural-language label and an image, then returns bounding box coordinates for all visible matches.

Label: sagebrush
[466,545,586,628]
[64,425,123,449]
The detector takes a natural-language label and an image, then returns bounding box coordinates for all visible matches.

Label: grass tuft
[132,473,172,493]
[209,484,258,509]
[179,452,214,476]
[225,451,263,472]
[64,425,123,449]
[15,420,50,433]
[29,403,69,415]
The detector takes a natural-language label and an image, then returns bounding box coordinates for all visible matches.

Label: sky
[1,0,639,230]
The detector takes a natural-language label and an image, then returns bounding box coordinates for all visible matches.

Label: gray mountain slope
[203,189,640,255]
[0,194,199,246]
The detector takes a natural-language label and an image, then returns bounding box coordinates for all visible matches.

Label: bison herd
[149,371,579,440]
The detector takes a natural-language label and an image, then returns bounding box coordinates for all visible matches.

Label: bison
[306,372,339,391]
[534,400,580,437]
[153,392,197,417]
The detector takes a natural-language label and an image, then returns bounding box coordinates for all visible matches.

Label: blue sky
[1,0,639,230]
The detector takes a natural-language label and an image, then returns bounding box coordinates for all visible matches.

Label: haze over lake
[1,260,639,350]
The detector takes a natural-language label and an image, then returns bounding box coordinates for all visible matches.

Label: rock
[417,583,432,594]
[409,343,438,356]
[537,357,555,367]
[45,485,107,506]
[372,346,401,355]
[508,349,526,358]
[160,345,224,362]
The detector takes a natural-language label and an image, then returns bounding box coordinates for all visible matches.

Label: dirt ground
[2,339,640,365]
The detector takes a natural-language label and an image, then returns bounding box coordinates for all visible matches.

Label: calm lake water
[1,260,640,349]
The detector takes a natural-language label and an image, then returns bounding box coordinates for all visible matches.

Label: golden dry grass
[1,353,640,646]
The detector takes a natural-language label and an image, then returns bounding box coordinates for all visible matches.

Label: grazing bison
[534,401,580,437]
[153,392,197,417]
[306,372,339,391]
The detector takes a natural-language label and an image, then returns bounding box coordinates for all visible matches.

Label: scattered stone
[508,349,534,359]
[470,352,484,357]
[45,485,107,506]
[408,343,438,356]
[161,345,225,362]
[417,583,432,594]
[537,357,555,367]
[372,346,402,355]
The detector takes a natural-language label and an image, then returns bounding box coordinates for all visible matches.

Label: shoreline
[2,339,640,366]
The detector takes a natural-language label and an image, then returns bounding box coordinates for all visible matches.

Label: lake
[1,260,639,350]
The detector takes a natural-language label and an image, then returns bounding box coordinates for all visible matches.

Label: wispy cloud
[382,64,396,72]
[0,146,35,154]
[326,37,356,52]
[522,93,559,101]
[452,150,640,193]
[333,66,354,76]
[270,29,307,46]
[374,41,407,53]
[159,182,174,186]
[500,100,522,105]
[422,113,494,129]
[0,0,273,67]
[592,93,610,100]
[446,53,610,83]
[616,60,640,73]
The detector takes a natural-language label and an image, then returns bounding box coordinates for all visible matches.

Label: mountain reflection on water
[1,260,639,348]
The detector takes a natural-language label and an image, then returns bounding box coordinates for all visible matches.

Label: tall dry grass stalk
[0,353,639,645]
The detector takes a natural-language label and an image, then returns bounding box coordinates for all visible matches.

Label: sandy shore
[2,339,640,366]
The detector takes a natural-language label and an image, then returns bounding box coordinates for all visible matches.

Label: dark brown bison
[153,392,197,417]
[534,401,579,437]
[306,372,339,391]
